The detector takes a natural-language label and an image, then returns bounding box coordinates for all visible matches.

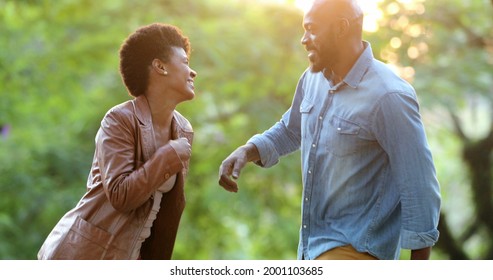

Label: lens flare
[294,0,385,32]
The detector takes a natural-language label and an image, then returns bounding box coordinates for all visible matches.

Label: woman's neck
[146,93,175,129]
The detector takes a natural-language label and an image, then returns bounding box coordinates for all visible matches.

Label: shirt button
[319,116,323,120]
[312,144,316,148]
[329,90,335,94]
[305,198,309,201]
[164,173,170,179]
[308,170,312,174]
[337,127,342,131]
[303,225,307,229]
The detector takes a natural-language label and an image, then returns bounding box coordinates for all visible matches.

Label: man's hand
[410,247,431,260]
[218,143,259,193]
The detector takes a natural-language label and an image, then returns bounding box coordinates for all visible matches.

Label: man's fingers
[218,158,232,178]
[218,157,244,192]
[231,162,241,180]
[219,146,252,192]
[218,174,238,192]
[231,158,245,179]
[218,161,238,192]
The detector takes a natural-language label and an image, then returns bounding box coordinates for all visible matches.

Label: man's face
[301,3,340,73]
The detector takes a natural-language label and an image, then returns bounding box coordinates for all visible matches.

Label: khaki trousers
[315,245,378,260]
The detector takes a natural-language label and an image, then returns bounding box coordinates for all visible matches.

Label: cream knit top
[130,174,177,259]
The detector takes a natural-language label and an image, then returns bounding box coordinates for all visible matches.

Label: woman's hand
[169,137,192,162]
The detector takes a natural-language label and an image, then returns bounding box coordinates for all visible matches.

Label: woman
[38,23,197,260]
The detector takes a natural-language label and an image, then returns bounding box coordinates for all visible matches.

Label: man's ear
[152,59,167,75]
[336,18,350,38]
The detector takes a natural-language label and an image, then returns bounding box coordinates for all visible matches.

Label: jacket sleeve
[96,108,184,213]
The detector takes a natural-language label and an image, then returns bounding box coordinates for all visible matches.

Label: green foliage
[367,0,493,108]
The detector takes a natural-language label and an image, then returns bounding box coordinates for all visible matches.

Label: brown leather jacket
[37,95,193,259]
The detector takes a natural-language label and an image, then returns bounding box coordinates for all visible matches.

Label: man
[218,0,440,260]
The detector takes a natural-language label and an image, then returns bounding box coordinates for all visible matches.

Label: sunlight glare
[293,0,385,33]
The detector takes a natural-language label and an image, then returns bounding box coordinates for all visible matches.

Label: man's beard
[308,51,324,73]
[309,61,324,73]
[309,53,331,74]
[308,46,338,76]
[307,46,334,74]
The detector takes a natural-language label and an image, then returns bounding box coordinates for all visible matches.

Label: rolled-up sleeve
[247,72,306,168]
[373,91,441,249]
[248,119,299,168]
[401,228,440,249]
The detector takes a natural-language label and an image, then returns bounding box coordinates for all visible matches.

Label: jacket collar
[133,95,152,126]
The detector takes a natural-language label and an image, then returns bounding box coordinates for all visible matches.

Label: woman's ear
[152,59,168,75]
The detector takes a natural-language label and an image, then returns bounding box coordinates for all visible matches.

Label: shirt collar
[343,40,373,89]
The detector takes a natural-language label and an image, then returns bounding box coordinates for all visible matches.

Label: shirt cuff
[400,228,440,249]
[247,134,280,168]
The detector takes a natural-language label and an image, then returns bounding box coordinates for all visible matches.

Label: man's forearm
[410,247,431,260]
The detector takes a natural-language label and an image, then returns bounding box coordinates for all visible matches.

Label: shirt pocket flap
[300,99,314,113]
[330,116,361,135]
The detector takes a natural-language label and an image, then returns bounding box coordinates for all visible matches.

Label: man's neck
[324,68,344,85]
[324,41,365,84]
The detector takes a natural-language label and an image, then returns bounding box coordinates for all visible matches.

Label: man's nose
[301,33,307,45]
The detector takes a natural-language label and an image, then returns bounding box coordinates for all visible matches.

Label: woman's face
[164,46,197,102]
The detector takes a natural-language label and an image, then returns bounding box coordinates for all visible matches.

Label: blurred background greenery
[0,0,492,260]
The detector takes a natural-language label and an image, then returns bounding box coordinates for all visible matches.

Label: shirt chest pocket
[324,115,371,157]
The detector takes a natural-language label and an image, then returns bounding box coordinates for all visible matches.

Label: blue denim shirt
[248,42,440,260]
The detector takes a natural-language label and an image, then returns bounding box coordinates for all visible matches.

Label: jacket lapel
[132,96,155,162]
[133,96,194,161]
[172,113,193,143]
